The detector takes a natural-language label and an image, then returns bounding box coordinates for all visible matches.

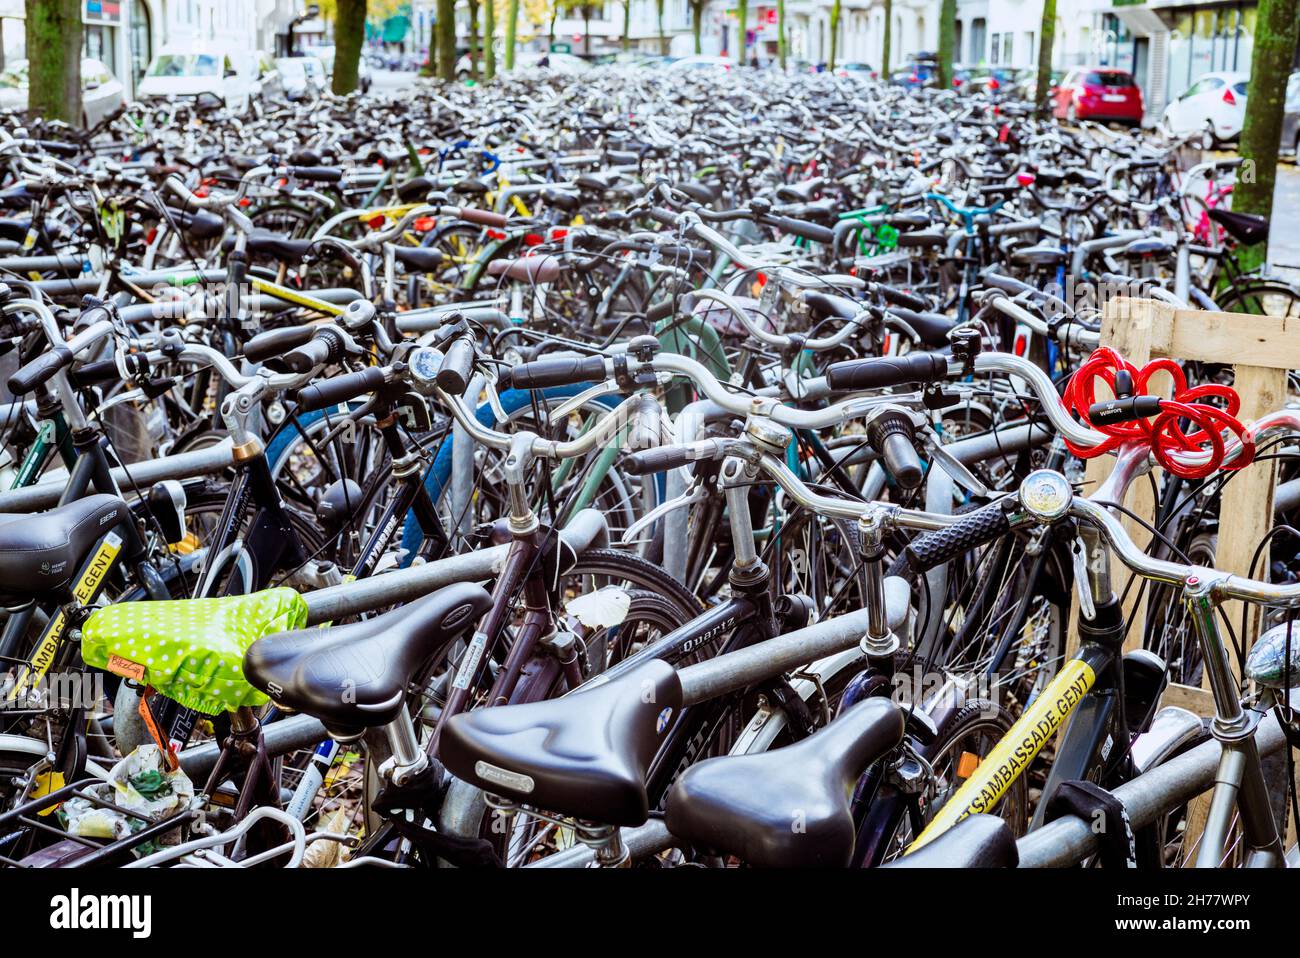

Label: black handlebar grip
[283,329,344,374]
[765,215,835,245]
[876,284,930,313]
[8,344,74,394]
[67,358,123,388]
[826,353,948,391]
[295,366,387,413]
[879,431,924,490]
[622,446,696,476]
[1087,395,1163,427]
[436,337,476,396]
[244,326,316,364]
[645,300,675,324]
[508,355,607,390]
[891,501,1012,577]
[288,166,344,183]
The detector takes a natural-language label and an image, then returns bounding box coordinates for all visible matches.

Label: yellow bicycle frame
[906,655,1098,851]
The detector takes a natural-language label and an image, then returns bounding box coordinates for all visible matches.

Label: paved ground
[1270,160,1300,281]
[370,69,420,93]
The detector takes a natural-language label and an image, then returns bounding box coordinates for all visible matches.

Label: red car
[1052,68,1144,125]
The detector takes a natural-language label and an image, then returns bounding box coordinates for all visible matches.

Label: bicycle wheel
[858,700,1028,866]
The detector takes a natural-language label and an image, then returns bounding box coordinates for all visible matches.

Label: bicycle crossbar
[1017,709,1289,867]
[0,438,237,512]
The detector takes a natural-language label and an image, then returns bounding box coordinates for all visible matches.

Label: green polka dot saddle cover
[81,588,309,714]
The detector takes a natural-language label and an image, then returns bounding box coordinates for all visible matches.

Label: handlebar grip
[244,325,316,364]
[283,329,345,374]
[7,345,74,394]
[879,431,924,490]
[436,337,476,395]
[646,300,675,324]
[508,355,607,390]
[622,445,696,476]
[891,501,1012,577]
[458,207,508,228]
[764,215,835,245]
[295,367,387,413]
[876,284,929,313]
[288,166,343,183]
[1088,395,1163,427]
[647,207,679,227]
[67,358,124,388]
[826,353,948,391]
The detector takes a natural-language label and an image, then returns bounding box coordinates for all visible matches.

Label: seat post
[380,711,429,786]
[578,822,630,868]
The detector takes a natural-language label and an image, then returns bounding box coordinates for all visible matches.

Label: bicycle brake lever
[620,482,708,545]
[917,426,990,498]
[549,380,621,420]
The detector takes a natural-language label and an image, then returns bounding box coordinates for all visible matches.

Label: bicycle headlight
[1018,469,1073,521]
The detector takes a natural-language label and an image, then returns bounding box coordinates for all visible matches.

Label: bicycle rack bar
[1017,707,1289,868]
[0,438,237,513]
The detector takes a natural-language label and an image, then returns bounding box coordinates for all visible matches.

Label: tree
[468,0,481,77]
[332,0,367,94]
[657,0,668,54]
[1032,0,1057,118]
[688,0,707,54]
[437,0,456,79]
[616,0,630,51]
[25,0,81,124]
[777,0,785,69]
[736,0,747,63]
[936,0,955,88]
[1234,0,1300,270]
[485,0,497,79]
[881,0,891,76]
[504,0,519,69]
[828,0,840,70]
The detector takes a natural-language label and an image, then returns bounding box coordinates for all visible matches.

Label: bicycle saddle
[243,582,491,737]
[883,814,1018,868]
[222,229,313,264]
[895,228,947,249]
[440,659,682,827]
[1208,208,1269,247]
[802,290,862,322]
[664,697,904,867]
[885,305,957,348]
[775,177,825,203]
[1009,243,1068,267]
[392,245,445,271]
[0,494,126,602]
[486,255,562,284]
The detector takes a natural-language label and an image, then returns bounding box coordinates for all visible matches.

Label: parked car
[834,62,875,79]
[272,57,327,101]
[0,58,125,126]
[665,55,735,73]
[1277,71,1299,159]
[1052,68,1143,125]
[1162,71,1249,145]
[138,47,264,114]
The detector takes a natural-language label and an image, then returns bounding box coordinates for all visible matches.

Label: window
[990,32,1000,64]
[1085,71,1134,87]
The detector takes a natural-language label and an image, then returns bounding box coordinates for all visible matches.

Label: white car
[665,55,736,73]
[137,48,262,114]
[457,51,591,78]
[1162,71,1249,145]
[0,58,125,126]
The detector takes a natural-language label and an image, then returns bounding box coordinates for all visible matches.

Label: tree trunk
[504,0,518,69]
[829,0,840,69]
[622,0,630,51]
[549,4,557,51]
[658,0,667,54]
[777,0,786,69]
[736,0,747,62]
[1033,0,1056,118]
[692,2,702,54]
[25,0,82,124]
[1234,0,1299,270]
[881,0,892,76]
[331,0,366,94]
[468,0,480,78]
[936,0,955,88]
[485,0,496,78]
[584,9,591,54]
[437,0,457,79]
